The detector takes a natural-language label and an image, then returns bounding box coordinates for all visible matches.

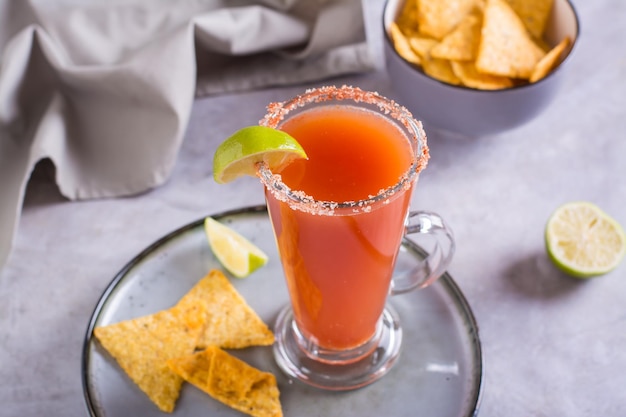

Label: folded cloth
[0,0,375,269]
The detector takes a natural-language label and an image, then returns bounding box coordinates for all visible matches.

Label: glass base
[272,304,403,391]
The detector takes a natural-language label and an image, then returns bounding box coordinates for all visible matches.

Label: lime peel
[213,126,307,184]
[545,201,626,278]
[204,217,269,278]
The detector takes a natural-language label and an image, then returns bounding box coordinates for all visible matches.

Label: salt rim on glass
[256,85,429,216]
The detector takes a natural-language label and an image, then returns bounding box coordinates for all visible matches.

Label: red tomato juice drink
[268,104,413,351]
[257,86,454,391]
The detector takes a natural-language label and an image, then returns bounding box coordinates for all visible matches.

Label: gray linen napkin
[0,0,375,269]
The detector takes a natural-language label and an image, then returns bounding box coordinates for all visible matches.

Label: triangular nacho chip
[422,55,462,85]
[430,12,483,61]
[529,36,570,83]
[168,346,283,417]
[93,306,204,412]
[408,35,439,60]
[451,61,514,89]
[176,269,274,349]
[505,0,554,39]
[395,0,420,36]
[476,0,546,79]
[390,22,421,65]
[417,0,482,39]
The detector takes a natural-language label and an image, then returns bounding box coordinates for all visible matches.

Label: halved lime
[545,201,626,278]
[204,217,268,278]
[213,126,307,184]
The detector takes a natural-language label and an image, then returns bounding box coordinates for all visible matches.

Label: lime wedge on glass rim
[545,201,626,278]
[204,217,268,278]
[213,126,307,184]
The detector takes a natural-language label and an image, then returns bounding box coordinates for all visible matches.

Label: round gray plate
[82,206,483,417]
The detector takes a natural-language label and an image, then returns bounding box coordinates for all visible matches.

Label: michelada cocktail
[256,86,455,390]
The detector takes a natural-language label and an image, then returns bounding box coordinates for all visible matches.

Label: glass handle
[390,211,455,295]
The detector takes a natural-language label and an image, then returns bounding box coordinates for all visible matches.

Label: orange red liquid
[265,105,415,351]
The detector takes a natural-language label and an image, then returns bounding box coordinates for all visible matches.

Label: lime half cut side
[213,126,307,184]
[204,217,269,278]
[545,201,626,278]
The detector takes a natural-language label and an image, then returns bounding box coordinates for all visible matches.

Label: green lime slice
[545,201,626,278]
[204,217,268,278]
[213,126,307,184]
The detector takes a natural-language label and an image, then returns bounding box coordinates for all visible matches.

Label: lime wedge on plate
[204,217,268,278]
[545,201,626,278]
[213,126,307,184]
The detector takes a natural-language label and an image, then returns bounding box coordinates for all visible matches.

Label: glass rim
[257,85,429,215]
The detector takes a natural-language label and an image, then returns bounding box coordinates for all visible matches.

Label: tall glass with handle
[257,86,455,390]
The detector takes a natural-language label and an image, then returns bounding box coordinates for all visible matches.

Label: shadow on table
[500,252,588,299]
[22,158,68,208]
[417,125,503,173]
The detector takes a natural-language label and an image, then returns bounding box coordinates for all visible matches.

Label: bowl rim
[381,0,581,94]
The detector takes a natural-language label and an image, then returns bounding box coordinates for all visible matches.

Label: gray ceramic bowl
[383,0,580,137]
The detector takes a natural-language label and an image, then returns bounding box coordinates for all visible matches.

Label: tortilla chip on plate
[176,269,274,349]
[93,306,204,412]
[168,346,283,417]
[476,0,546,79]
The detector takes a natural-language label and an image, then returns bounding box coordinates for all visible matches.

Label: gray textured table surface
[2,0,626,416]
